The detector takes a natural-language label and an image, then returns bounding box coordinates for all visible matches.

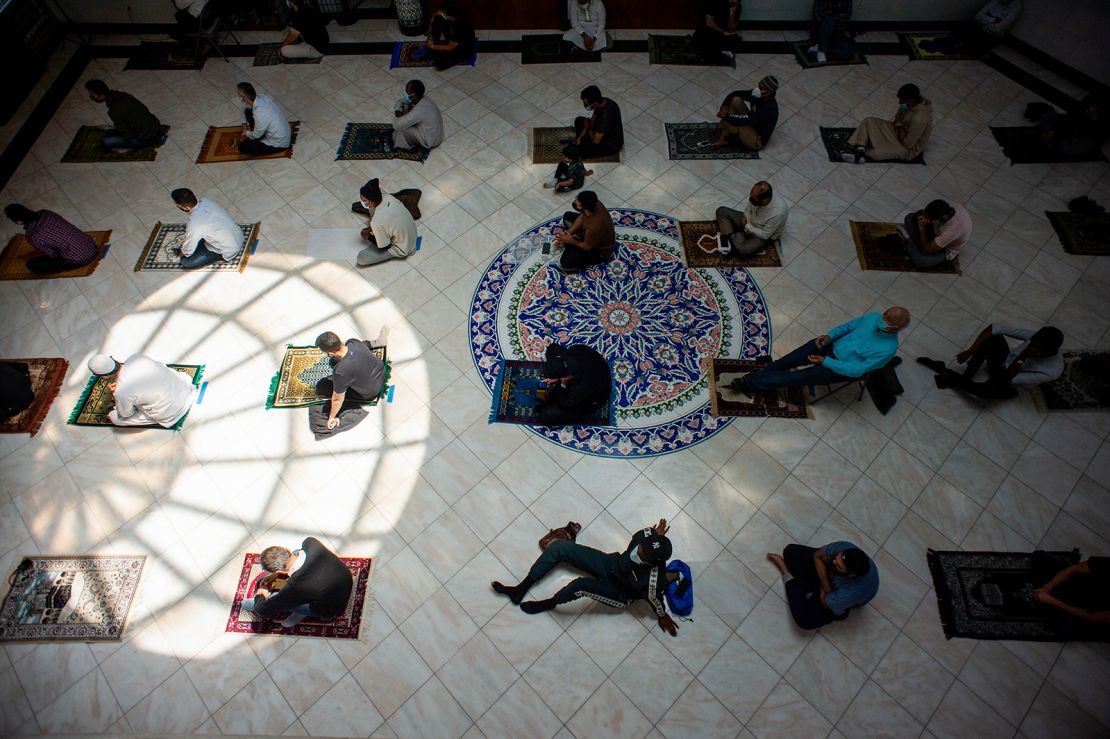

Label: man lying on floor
[88,353,198,428]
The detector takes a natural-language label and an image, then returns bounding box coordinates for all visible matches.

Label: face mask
[572,203,582,212]
[898,103,909,110]
[629,548,644,565]
[584,103,594,112]
[403,93,413,103]
[750,87,762,99]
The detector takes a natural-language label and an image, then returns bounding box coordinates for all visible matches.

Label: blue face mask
[629,548,643,565]
[898,103,909,110]
[403,92,413,103]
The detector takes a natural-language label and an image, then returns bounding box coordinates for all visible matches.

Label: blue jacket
[823,312,900,378]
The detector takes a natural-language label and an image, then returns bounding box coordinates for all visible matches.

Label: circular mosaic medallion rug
[469,208,771,458]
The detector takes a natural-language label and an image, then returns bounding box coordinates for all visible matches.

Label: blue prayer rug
[335,123,430,163]
[469,207,772,458]
[489,359,614,426]
[389,40,478,69]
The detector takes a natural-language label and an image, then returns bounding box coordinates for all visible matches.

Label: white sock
[781,573,794,584]
[372,326,390,348]
[817,51,827,63]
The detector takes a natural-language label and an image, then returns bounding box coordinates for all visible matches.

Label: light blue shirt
[822,541,879,616]
[823,312,900,378]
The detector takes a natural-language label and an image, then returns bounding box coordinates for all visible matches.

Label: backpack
[665,559,693,618]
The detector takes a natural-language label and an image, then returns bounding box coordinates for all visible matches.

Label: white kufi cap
[88,354,118,375]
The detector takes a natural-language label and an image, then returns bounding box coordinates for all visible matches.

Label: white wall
[1010,0,1110,86]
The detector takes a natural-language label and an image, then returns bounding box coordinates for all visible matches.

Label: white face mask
[629,548,643,565]
[750,87,762,99]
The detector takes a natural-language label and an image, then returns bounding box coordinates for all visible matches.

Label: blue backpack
[665,559,693,618]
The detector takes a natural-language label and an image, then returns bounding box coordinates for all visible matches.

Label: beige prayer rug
[0,231,111,280]
[196,122,300,164]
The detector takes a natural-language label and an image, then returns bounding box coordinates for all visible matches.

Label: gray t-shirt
[332,339,385,399]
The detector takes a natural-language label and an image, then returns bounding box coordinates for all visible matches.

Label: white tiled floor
[1,19,1109,739]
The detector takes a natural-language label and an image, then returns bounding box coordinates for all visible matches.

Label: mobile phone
[542,242,552,255]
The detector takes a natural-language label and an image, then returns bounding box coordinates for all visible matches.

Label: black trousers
[527,540,632,609]
[559,211,611,271]
[573,117,621,159]
[949,334,1019,400]
[540,386,604,426]
[783,544,843,630]
[25,255,86,274]
[428,15,472,70]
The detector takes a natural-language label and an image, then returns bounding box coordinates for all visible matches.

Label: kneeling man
[171,188,244,269]
[538,343,611,425]
[356,178,418,267]
[88,353,197,428]
[242,537,354,628]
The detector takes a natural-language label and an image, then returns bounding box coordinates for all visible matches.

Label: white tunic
[744,197,790,241]
[110,354,198,427]
[392,98,444,150]
[564,0,608,50]
[242,93,292,149]
[182,198,243,260]
[370,195,418,258]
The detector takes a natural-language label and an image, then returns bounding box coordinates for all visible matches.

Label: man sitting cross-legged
[842,83,933,163]
[767,541,879,629]
[712,76,780,151]
[392,79,444,152]
[706,180,789,257]
[555,190,615,272]
[242,537,354,628]
[311,329,389,440]
[170,188,243,269]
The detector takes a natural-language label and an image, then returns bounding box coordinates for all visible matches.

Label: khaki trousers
[847,117,914,161]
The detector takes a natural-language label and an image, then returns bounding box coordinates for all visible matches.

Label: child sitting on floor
[543,145,592,193]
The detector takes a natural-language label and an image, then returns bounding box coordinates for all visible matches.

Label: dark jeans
[540,386,604,426]
[812,16,855,59]
[559,210,613,272]
[783,544,844,630]
[744,339,851,392]
[26,255,88,274]
[527,540,631,609]
[314,377,382,411]
[102,130,158,149]
[573,117,621,159]
[181,240,224,269]
[948,334,1019,400]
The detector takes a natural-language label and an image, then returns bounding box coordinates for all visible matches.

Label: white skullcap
[88,354,117,375]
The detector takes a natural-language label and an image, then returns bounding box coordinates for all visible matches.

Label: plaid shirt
[24,210,98,264]
[813,0,852,22]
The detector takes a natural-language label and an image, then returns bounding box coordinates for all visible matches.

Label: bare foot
[585,169,594,176]
[543,182,551,188]
[766,553,788,574]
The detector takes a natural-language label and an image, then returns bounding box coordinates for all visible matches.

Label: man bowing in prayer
[87,353,198,428]
[355,179,418,267]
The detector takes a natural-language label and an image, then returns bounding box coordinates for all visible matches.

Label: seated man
[392,80,444,152]
[732,307,910,395]
[241,537,354,628]
[691,0,743,64]
[493,517,680,636]
[712,75,780,151]
[709,181,788,256]
[355,178,418,267]
[1034,555,1110,635]
[425,0,476,70]
[565,0,608,52]
[84,79,163,150]
[917,323,1063,400]
[555,190,615,271]
[171,188,243,269]
[235,82,292,158]
[976,0,1022,37]
[4,204,99,274]
[0,362,35,420]
[767,541,879,629]
[311,329,388,439]
[843,83,933,163]
[279,0,330,59]
[170,0,208,43]
[1036,98,1109,160]
[538,343,611,425]
[807,0,854,64]
[87,353,198,428]
[574,85,624,159]
[902,198,972,267]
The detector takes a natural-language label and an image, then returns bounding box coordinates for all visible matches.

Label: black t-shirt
[291,5,329,53]
[703,0,738,28]
[332,339,385,400]
[554,345,611,410]
[1062,556,1110,613]
[593,98,624,149]
[448,13,475,54]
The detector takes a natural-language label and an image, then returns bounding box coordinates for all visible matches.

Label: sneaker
[816,51,828,64]
[840,151,863,164]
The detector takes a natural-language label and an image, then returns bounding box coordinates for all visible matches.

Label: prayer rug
[253,42,323,66]
[0,231,111,280]
[850,221,961,274]
[708,358,811,419]
[521,34,601,64]
[647,34,735,68]
[665,123,759,161]
[123,42,205,70]
[1033,352,1110,412]
[67,364,203,428]
[0,358,69,436]
[469,208,771,458]
[926,549,1109,641]
[489,359,615,426]
[790,40,867,68]
[134,222,259,272]
[820,126,925,165]
[60,126,170,164]
[350,188,422,221]
[266,343,389,409]
[196,123,300,164]
[1046,211,1110,255]
[678,220,781,268]
[389,40,478,69]
[335,122,430,163]
[990,127,1108,164]
[901,32,983,61]
[225,552,372,639]
[0,554,145,643]
[532,127,620,164]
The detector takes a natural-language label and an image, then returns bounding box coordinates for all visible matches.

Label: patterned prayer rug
[389,40,478,68]
[532,127,620,164]
[850,221,961,274]
[489,359,615,426]
[134,222,259,272]
[335,122,430,163]
[647,34,735,67]
[0,554,145,642]
[820,126,926,165]
[225,553,372,639]
[991,127,1108,164]
[0,231,111,280]
[901,32,983,61]
[521,34,601,64]
[665,123,759,161]
[61,126,170,164]
[123,42,205,70]
[469,207,771,458]
[253,42,322,66]
[266,344,390,409]
[196,123,300,164]
[926,549,1108,641]
[1033,352,1110,411]
[678,220,781,268]
[708,358,811,419]
[1046,212,1110,255]
[0,358,69,436]
[790,40,867,68]
[67,364,203,428]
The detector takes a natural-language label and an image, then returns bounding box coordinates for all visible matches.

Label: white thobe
[392,98,444,150]
[109,354,198,428]
[182,198,243,259]
[243,93,292,149]
[564,0,608,50]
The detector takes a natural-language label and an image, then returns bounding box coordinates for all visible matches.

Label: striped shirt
[24,210,98,265]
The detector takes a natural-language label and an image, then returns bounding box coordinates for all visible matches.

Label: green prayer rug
[61,126,170,164]
[67,364,203,429]
[266,344,390,409]
[790,40,867,68]
[647,34,734,67]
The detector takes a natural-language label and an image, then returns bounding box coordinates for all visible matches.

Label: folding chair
[193,2,241,63]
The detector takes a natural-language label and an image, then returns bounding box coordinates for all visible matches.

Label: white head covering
[88,354,118,375]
